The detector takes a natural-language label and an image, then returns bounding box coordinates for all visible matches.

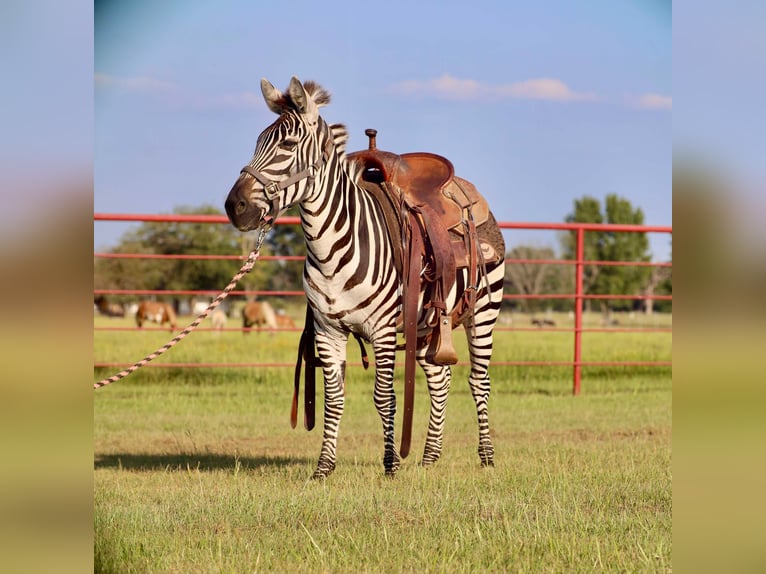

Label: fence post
[573,227,584,395]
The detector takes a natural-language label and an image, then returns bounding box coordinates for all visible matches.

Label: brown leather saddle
[294,128,498,459]
[348,129,493,352]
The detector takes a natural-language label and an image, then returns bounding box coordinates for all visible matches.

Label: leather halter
[240,121,334,222]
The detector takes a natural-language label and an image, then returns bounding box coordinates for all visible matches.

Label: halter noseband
[239,122,334,223]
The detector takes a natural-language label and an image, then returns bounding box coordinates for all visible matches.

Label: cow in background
[210,309,227,331]
[94,295,125,318]
[135,300,177,331]
[242,301,277,333]
[274,311,296,330]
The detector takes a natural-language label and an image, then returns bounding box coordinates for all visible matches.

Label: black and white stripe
[226,77,504,478]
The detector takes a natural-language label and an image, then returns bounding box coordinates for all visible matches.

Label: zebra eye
[281,136,299,149]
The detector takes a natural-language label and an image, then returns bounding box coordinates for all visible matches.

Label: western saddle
[294,128,500,458]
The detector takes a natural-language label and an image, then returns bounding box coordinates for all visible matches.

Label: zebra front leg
[311,331,348,480]
[417,349,452,467]
[372,329,400,476]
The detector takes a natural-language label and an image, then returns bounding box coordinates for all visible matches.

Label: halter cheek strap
[240,128,334,222]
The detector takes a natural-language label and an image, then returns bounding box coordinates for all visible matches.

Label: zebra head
[225,76,333,232]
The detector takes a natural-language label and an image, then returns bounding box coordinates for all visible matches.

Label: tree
[643,264,672,315]
[648,241,672,314]
[560,194,652,319]
[94,205,244,305]
[504,245,572,313]
[95,204,311,315]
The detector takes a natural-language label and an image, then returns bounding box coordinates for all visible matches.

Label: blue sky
[95,0,671,260]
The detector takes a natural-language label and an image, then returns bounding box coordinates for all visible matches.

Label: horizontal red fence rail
[94,213,300,225]
[94,253,305,261]
[93,325,672,334]
[94,289,305,297]
[94,212,671,233]
[94,213,672,393]
[94,361,672,369]
[95,251,672,269]
[93,288,671,301]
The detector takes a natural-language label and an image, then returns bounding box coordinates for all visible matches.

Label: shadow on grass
[94,452,312,472]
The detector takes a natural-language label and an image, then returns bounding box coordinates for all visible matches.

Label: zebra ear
[261,78,286,114]
[287,76,319,121]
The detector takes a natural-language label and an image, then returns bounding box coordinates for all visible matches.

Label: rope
[94,228,269,390]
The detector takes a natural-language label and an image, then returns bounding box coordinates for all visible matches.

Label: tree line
[93,204,305,312]
[504,194,671,316]
[94,195,671,316]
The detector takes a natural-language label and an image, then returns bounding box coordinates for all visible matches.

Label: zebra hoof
[311,462,335,480]
[383,460,400,478]
[478,444,494,468]
[383,453,400,477]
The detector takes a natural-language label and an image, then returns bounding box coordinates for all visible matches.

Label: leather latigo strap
[400,210,425,459]
[304,337,316,431]
[413,203,456,291]
[452,216,480,327]
[293,305,317,430]
[293,306,370,432]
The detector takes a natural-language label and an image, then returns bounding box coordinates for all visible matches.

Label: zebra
[225,77,505,479]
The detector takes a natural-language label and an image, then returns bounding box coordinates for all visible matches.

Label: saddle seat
[348,133,490,236]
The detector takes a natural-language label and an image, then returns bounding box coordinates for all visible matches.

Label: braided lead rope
[94,228,269,390]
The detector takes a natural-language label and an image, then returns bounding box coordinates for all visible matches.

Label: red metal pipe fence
[94,213,672,393]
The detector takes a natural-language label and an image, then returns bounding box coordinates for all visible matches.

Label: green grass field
[94,311,671,573]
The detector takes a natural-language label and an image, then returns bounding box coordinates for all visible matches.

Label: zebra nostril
[236,200,247,215]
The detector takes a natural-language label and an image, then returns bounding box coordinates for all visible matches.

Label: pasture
[94,311,671,573]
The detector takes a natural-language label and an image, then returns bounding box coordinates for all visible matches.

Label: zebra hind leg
[371,330,400,477]
[465,310,501,468]
[418,351,451,467]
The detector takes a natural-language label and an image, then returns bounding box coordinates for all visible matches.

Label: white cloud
[393,75,483,100]
[391,75,672,110]
[390,74,600,103]
[630,93,672,110]
[498,78,600,102]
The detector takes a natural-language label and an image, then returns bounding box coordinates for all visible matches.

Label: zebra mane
[277,80,331,111]
[329,123,363,182]
[329,123,349,155]
[302,81,331,106]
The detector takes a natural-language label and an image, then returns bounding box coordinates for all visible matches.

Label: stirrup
[427,313,458,365]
